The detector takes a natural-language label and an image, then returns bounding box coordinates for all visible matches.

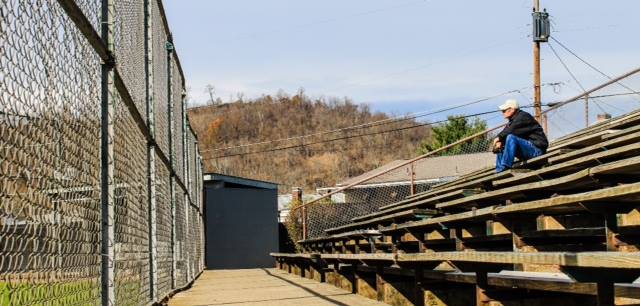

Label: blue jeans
[496,134,543,173]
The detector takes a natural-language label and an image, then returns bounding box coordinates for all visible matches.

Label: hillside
[188,91,431,192]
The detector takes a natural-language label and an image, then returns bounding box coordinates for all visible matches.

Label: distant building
[318,152,495,205]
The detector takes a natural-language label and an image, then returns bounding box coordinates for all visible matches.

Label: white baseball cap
[499,99,519,111]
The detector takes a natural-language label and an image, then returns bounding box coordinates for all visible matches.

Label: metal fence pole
[185,193,191,281]
[167,42,178,290]
[144,0,158,301]
[100,0,116,304]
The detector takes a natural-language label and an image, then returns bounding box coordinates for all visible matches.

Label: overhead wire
[204,103,552,160]
[550,36,640,101]
[547,41,608,114]
[203,109,503,159]
[200,87,530,154]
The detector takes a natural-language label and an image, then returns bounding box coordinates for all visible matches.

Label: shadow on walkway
[260,269,349,306]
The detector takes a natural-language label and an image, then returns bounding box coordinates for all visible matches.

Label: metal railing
[287,67,640,241]
[0,0,204,305]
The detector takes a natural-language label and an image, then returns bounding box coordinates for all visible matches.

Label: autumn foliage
[188,91,431,192]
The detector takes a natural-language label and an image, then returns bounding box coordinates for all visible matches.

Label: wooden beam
[597,282,615,306]
[414,267,425,306]
[475,272,490,306]
[376,266,386,302]
[397,252,640,269]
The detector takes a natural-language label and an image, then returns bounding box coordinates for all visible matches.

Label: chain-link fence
[287,68,640,241]
[1,0,204,305]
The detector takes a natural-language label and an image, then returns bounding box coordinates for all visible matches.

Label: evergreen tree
[418,116,489,155]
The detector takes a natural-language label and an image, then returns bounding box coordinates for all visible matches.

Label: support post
[376,266,386,302]
[451,228,465,251]
[414,267,425,306]
[475,272,490,306]
[596,282,615,306]
[605,214,619,251]
[100,0,115,304]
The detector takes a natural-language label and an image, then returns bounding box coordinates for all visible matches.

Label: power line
[204,108,528,160]
[547,42,608,114]
[203,89,639,160]
[200,87,531,154]
[550,36,640,101]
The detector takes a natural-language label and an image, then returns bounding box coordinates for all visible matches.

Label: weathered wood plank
[397,252,640,269]
[494,142,640,187]
[550,130,640,165]
[326,209,433,234]
[383,181,640,235]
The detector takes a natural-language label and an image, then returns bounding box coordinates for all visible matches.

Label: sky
[163,0,640,133]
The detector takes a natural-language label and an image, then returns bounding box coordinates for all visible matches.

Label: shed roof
[203,173,278,190]
[337,152,495,187]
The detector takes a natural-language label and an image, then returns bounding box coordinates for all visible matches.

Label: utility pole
[532,1,550,126]
[533,0,542,123]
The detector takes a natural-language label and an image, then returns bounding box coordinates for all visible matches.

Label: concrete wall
[204,183,278,269]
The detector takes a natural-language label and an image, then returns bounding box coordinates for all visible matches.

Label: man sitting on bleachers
[493,99,549,172]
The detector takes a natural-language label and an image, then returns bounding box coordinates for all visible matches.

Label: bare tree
[204,84,220,105]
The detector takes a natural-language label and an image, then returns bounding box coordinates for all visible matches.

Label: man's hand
[492,137,503,153]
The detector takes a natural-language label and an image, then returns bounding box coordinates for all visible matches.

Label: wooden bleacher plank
[548,130,640,165]
[591,155,640,176]
[351,208,436,223]
[423,167,496,192]
[378,187,481,212]
[487,271,595,295]
[270,252,316,259]
[383,182,640,234]
[437,156,640,212]
[493,142,640,188]
[397,252,640,269]
[325,208,433,234]
[321,253,395,262]
[310,251,640,269]
[550,109,640,145]
[331,229,382,240]
[408,147,571,203]
[515,148,574,167]
[436,169,596,211]
[548,130,619,151]
[602,124,640,140]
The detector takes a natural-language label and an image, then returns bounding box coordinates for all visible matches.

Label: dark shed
[203,173,278,269]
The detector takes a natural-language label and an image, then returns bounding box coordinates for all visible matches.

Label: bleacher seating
[272,110,640,306]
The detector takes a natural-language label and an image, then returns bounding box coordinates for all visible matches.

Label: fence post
[100,0,115,304]
[292,188,306,240]
[410,162,416,196]
[185,193,191,281]
[167,37,177,290]
[144,0,158,301]
[585,94,590,128]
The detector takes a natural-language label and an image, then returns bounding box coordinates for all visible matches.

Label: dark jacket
[497,110,548,151]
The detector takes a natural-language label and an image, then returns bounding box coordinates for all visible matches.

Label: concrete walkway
[168,269,388,306]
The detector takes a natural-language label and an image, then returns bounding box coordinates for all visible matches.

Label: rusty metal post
[302,206,307,241]
[410,162,416,196]
[292,188,306,240]
[585,94,590,127]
